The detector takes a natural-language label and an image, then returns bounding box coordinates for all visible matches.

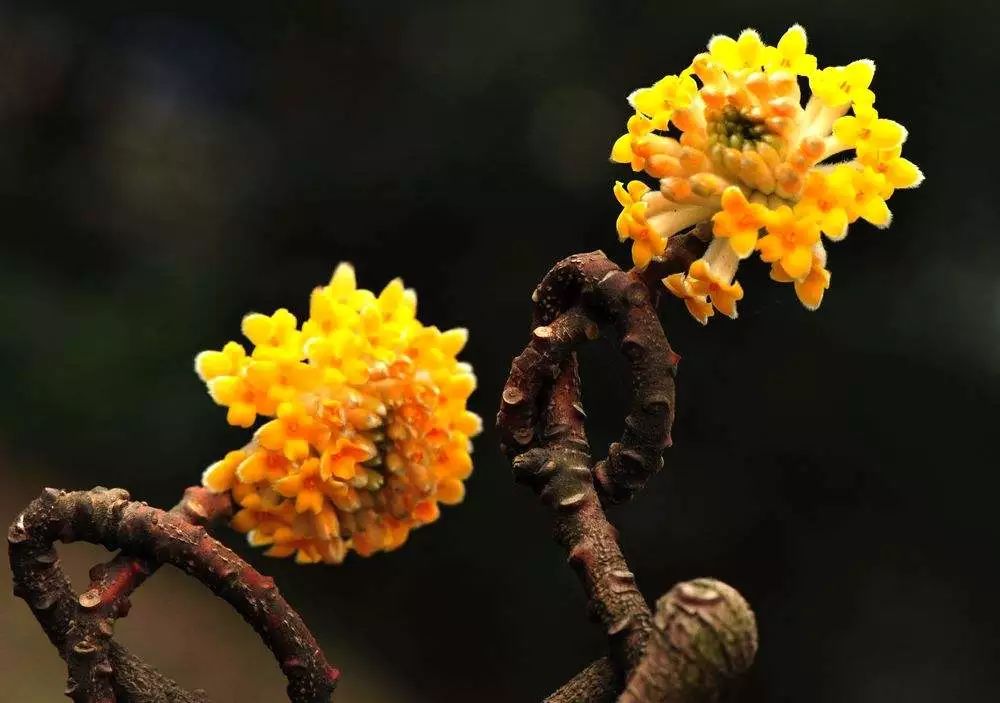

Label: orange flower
[196,264,480,563]
[609,25,921,319]
[712,187,768,258]
[686,259,744,319]
[663,273,715,325]
[757,206,821,280]
[770,246,831,310]
[614,180,666,269]
[610,113,655,171]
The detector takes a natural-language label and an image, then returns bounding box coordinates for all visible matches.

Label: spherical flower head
[196,263,481,564]
[610,25,923,321]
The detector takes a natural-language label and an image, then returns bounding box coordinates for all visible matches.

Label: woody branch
[8,485,338,703]
[497,226,758,702]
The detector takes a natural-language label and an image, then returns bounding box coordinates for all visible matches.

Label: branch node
[556,491,589,511]
[77,589,101,610]
[35,548,58,564]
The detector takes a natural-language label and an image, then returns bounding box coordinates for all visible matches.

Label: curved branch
[507,243,695,503]
[497,249,683,698]
[8,487,209,702]
[498,307,597,455]
[530,226,709,331]
[8,487,339,702]
[498,232,759,702]
[66,486,232,702]
[512,359,652,676]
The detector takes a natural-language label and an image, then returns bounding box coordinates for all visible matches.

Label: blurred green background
[2,0,998,701]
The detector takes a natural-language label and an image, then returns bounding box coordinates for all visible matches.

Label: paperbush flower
[196,264,480,563]
[611,25,923,322]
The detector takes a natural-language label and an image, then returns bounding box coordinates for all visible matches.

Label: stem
[513,238,698,503]
[8,487,339,702]
[66,487,232,703]
[499,231,759,702]
[8,487,207,702]
[512,359,652,674]
[544,659,617,703]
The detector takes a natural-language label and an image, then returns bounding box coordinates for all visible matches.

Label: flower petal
[782,246,813,280]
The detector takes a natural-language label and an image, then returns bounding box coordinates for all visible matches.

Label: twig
[65,486,232,703]
[514,229,706,503]
[545,658,618,703]
[497,252,663,695]
[8,487,208,702]
[8,487,339,702]
[498,230,758,702]
[512,358,652,674]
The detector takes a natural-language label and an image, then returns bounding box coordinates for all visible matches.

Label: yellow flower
[202,449,248,493]
[614,180,665,269]
[610,113,654,171]
[610,25,920,320]
[757,206,821,280]
[708,29,766,74]
[204,373,273,428]
[847,166,893,227]
[629,73,698,130]
[762,24,817,76]
[711,187,768,258]
[770,246,831,310]
[833,104,907,152]
[320,436,376,481]
[256,401,331,462]
[614,180,650,238]
[857,145,924,191]
[196,263,480,563]
[235,448,292,485]
[663,273,715,325]
[794,168,855,241]
[686,258,744,319]
[242,308,302,361]
[810,60,876,108]
[273,458,328,515]
[195,341,246,381]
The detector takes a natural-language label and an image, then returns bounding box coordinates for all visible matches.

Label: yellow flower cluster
[195,264,481,563]
[611,25,922,323]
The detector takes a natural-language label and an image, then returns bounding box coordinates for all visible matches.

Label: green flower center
[708,107,772,149]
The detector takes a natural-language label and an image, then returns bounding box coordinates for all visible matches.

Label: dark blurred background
[1,0,997,701]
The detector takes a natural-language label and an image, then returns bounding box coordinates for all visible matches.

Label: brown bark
[8,486,338,702]
[65,486,232,703]
[505,232,705,504]
[618,580,757,703]
[544,658,617,703]
[512,359,652,677]
[498,233,758,702]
